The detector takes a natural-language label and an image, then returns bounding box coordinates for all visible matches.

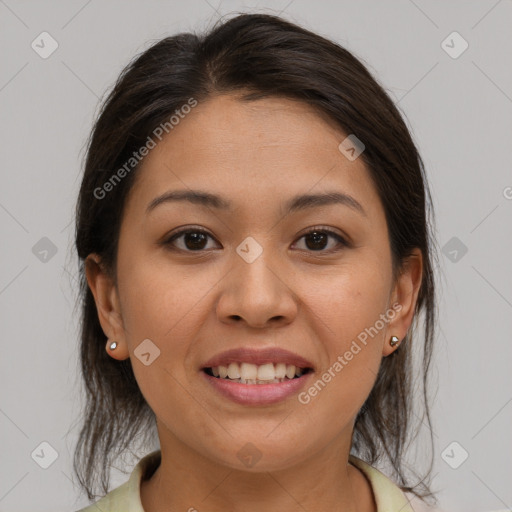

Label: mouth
[202,362,314,385]
[200,347,315,405]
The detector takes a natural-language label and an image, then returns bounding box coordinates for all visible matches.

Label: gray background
[1,1,511,511]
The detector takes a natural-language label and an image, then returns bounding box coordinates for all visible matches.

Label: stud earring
[108,341,118,350]
[389,336,400,347]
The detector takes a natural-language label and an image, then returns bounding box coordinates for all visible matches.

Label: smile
[203,362,312,384]
[201,364,314,406]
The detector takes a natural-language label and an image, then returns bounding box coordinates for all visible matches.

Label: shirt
[76,450,418,512]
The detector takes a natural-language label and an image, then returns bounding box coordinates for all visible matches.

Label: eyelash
[163,226,349,254]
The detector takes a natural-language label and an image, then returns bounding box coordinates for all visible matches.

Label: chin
[205,437,314,473]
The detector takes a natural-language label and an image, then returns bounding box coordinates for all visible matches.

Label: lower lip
[201,370,313,406]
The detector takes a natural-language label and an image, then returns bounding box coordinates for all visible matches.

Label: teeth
[227,362,241,379]
[240,362,258,380]
[257,363,275,381]
[275,363,286,379]
[218,365,228,379]
[208,362,307,383]
[286,364,296,379]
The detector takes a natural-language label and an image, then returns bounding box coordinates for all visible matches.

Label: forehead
[124,94,383,220]
[149,94,349,165]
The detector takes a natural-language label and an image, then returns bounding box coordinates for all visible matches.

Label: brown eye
[163,226,348,254]
[294,228,348,253]
[164,228,219,252]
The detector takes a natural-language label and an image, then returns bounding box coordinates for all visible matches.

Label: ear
[382,248,423,357]
[85,253,130,360]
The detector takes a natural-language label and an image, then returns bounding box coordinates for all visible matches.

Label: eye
[163,227,219,252]
[292,227,348,253]
[162,226,349,253]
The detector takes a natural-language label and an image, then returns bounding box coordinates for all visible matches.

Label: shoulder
[350,456,449,512]
[349,455,441,512]
[76,480,133,512]
[402,492,449,512]
[75,450,161,512]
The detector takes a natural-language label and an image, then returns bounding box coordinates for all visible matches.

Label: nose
[215,245,298,329]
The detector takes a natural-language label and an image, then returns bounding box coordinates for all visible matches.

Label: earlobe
[85,254,129,360]
[382,248,423,357]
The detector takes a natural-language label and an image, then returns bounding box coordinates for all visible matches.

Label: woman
[74,12,439,512]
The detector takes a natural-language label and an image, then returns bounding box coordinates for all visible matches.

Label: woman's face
[87,93,422,472]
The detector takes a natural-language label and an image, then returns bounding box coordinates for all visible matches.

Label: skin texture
[86,93,423,512]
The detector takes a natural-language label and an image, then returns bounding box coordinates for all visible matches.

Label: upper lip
[201,347,315,370]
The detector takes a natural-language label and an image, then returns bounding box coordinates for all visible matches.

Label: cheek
[117,248,207,340]
[117,251,224,395]
[117,260,207,426]
[302,259,391,345]
[296,261,390,413]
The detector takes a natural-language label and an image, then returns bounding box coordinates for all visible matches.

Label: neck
[140,428,376,512]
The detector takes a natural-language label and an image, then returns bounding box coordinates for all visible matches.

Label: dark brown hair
[74,12,439,504]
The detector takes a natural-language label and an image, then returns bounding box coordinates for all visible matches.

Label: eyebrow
[146,189,367,217]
